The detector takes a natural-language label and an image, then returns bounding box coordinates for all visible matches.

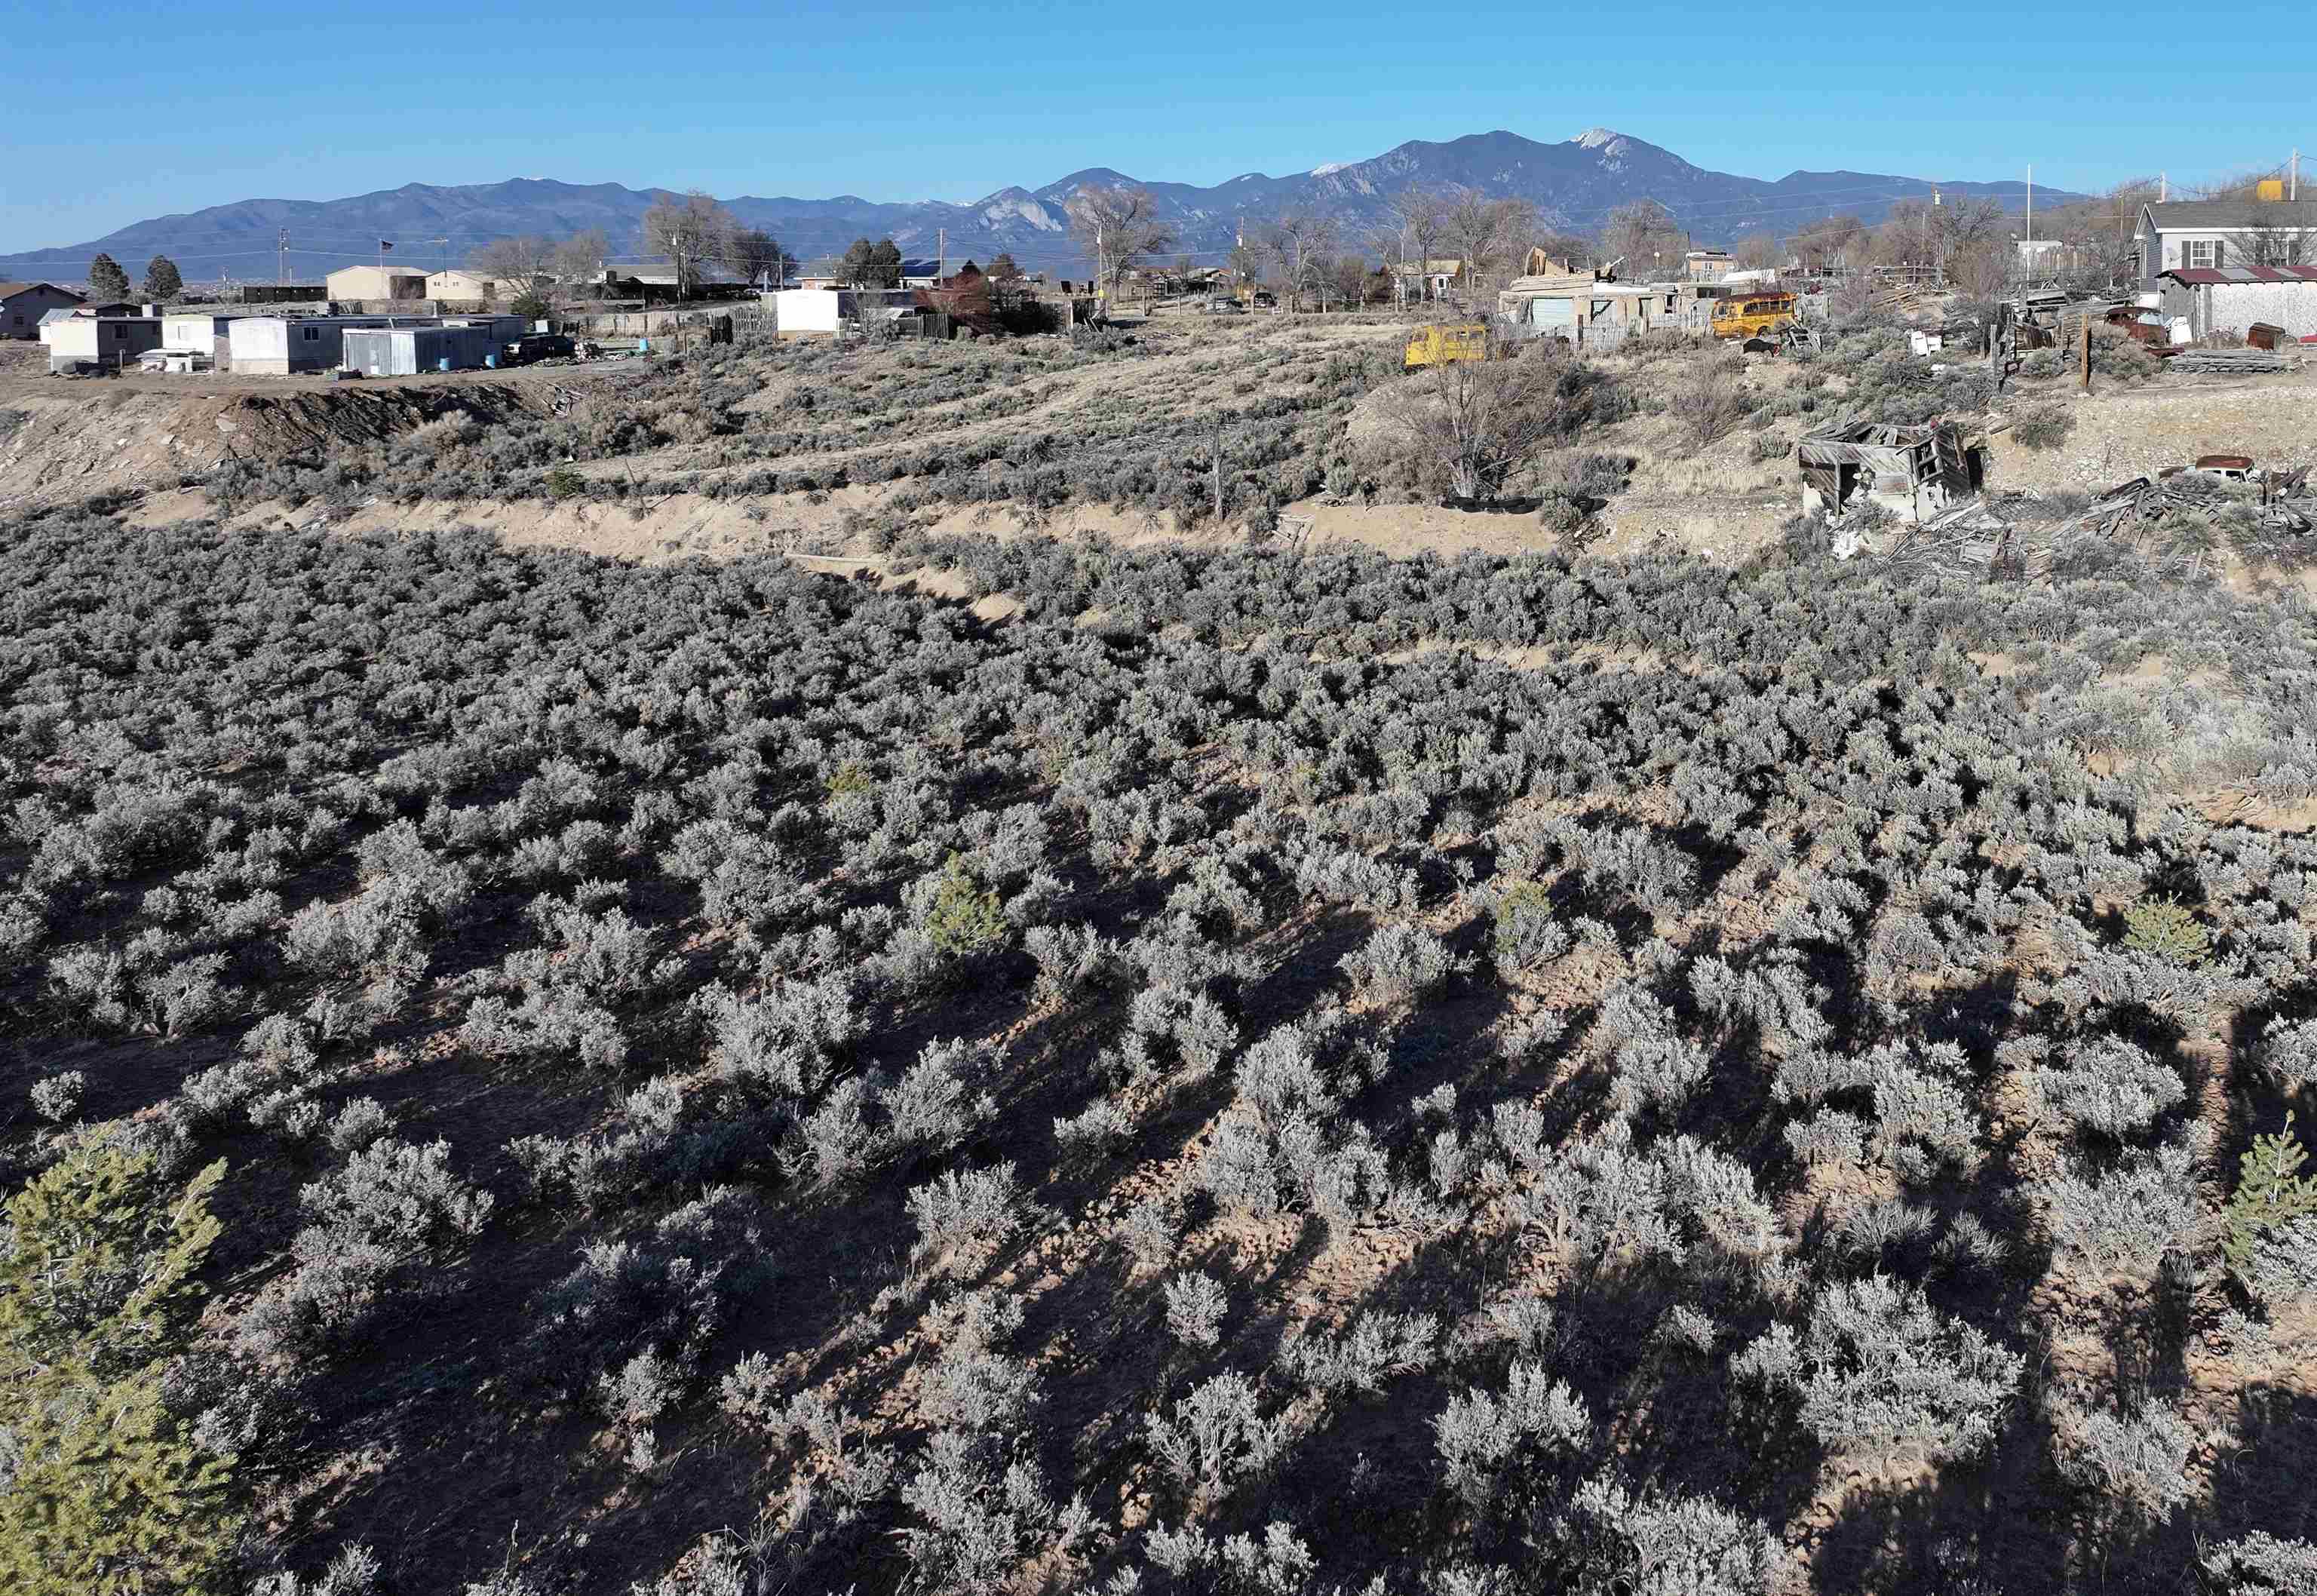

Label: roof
[2162,265,2317,284]
[0,281,81,301]
[2144,198,2317,230]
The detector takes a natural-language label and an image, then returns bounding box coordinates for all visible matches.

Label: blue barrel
[484,352,499,369]
[638,337,649,354]
[437,357,451,373]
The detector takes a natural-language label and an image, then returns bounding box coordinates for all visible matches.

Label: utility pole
[2294,149,2301,201]
[938,226,945,282]
[2159,171,2167,202]
[278,229,290,287]
[2025,163,2033,249]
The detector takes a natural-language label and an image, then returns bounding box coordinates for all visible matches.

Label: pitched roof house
[1,281,86,339]
[2134,198,2317,284]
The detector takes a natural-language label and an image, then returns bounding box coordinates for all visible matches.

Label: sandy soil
[1990,366,2317,494]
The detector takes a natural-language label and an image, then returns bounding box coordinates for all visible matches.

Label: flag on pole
[379,241,394,252]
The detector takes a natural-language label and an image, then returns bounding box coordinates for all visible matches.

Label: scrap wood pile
[2168,348,2291,374]
[2052,468,2316,542]
[1862,464,2315,576]
[1869,284,1938,315]
[1879,499,2041,576]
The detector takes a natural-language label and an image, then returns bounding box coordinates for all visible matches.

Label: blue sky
[4,0,2312,256]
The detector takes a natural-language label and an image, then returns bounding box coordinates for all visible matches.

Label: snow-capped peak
[1573,127,1625,149]
[1311,161,1350,176]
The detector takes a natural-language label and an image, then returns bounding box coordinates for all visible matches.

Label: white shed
[2158,266,2317,342]
[38,315,163,372]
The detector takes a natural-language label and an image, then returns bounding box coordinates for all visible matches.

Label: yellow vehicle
[1404,321,1491,369]
[1711,290,1798,342]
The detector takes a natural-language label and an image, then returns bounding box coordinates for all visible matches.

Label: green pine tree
[0,1142,239,1595]
[87,253,131,302]
[142,256,184,302]
[2223,1110,2317,1298]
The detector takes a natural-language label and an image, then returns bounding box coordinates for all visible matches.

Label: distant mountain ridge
[3,129,2070,285]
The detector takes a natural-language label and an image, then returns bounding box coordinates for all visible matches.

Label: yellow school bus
[1711,290,1798,341]
[1404,322,1491,369]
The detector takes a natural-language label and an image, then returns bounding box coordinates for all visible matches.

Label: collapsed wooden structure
[1797,420,1987,523]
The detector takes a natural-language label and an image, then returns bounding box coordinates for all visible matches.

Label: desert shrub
[1546,1475,1779,1596]
[2055,1398,2194,1522]
[253,1544,385,1596]
[1435,1361,1589,1508]
[2090,326,2159,383]
[1735,1276,2020,1464]
[918,1291,1038,1432]
[2042,1143,2199,1278]
[2256,1017,2317,1095]
[2199,1534,2317,1592]
[908,1163,1024,1278]
[898,1429,1091,1594]
[1669,353,1758,451]
[29,1070,84,1124]
[2009,404,2075,450]
[1163,1272,1229,1349]
[1278,1309,1438,1397]
[885,1038,999,1156]
[1489,880,1569,979]
[1340,921,1457,1008]
[1124,1199,1177,1273]
[533,1188,769,1413]
[300,1137,494,1255]
[2030,1036,2185,1138]
[1145,1371,1289,1501]
[1143,1520,1316,1595]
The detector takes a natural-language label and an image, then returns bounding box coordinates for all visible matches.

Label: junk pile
[1835,459,2313,575]
[2055,464,2315,538]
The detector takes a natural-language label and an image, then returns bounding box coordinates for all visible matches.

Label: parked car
[1201,299,1244,315]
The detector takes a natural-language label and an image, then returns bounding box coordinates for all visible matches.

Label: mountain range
[5,128,2070,286]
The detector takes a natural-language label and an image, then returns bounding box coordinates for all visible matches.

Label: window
[302,327,320,341]
[2187,239,2225,269]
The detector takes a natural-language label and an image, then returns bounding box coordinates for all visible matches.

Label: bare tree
[1262,212,1339,310]
[1789,213,1867,275]
[2241,205,2312,267]
[1066,186,1176,301]
[640,191,735,300]
[470,235,559,307]
[2046,179,2159,287]
[1390,186,1448,301]
[1443,191,1536,295]
[1533,231,1594,271]
[1379,350,1611,502]
[1597,201,1684,278]
[553,229,610,299]
[1731,232,1778,270]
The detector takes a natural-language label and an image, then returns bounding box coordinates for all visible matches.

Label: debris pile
[2167,348,2291,375]
[2069,468,2307,533]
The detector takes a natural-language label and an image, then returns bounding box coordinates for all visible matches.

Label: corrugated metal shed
[340,324,496,376]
